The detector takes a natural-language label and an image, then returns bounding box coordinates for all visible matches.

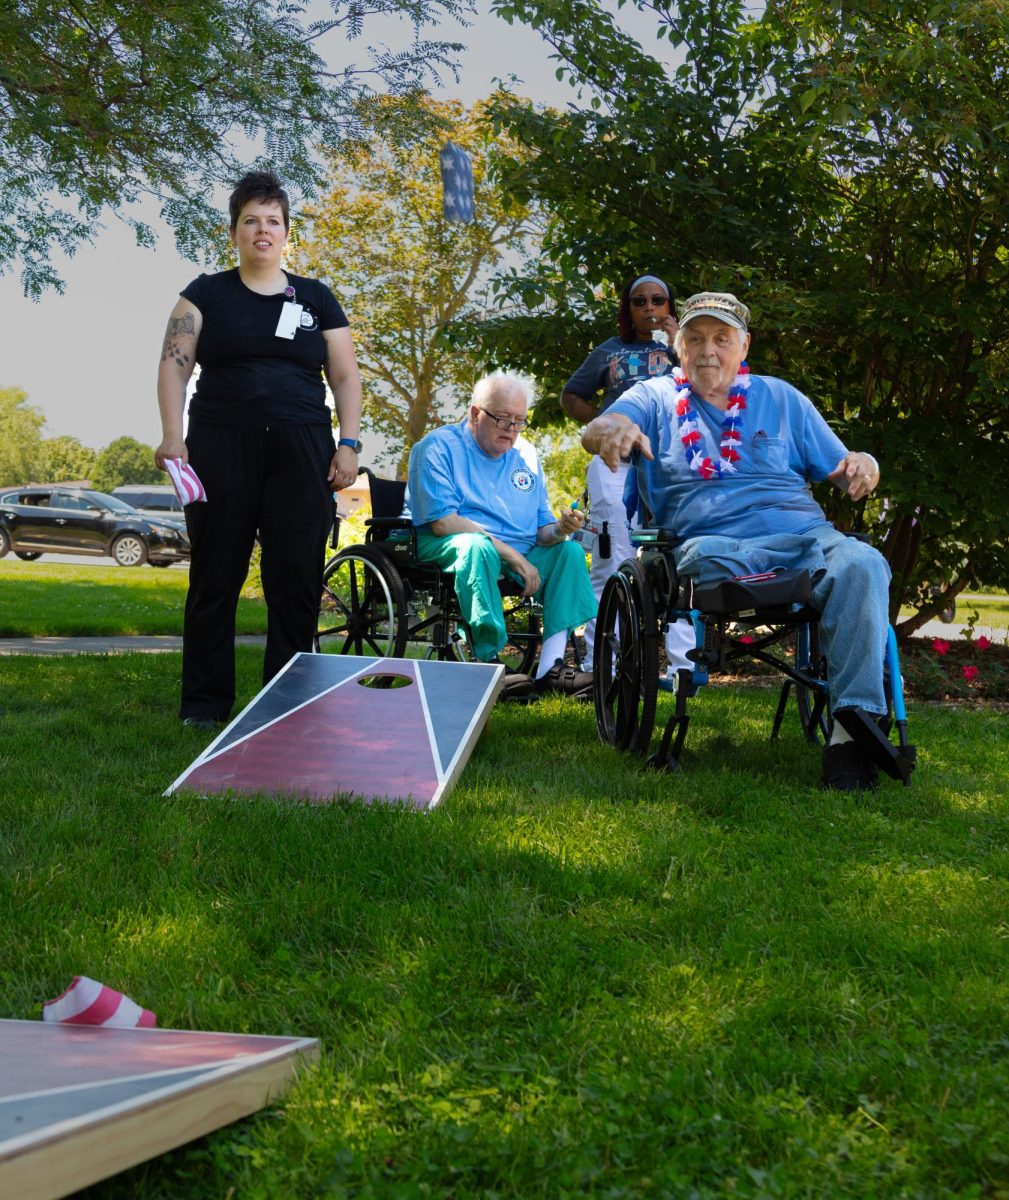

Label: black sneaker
[822,741,878,792]
[485,658,535,700]
[533,658,594,696]
[182,716,223,731]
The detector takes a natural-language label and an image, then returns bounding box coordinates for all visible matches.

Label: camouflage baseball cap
[678,292,750,331]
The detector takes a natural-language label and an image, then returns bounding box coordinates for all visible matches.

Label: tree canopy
[91,436,161,493]
[37,436,98,484]
[485,0,1009,627]
[0,0,469,297]
[0,387,45,488]
[291,94,538,476]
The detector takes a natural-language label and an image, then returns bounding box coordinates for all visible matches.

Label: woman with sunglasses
[562,273,692,673]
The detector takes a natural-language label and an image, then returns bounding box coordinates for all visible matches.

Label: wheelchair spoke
[316,545,408,658]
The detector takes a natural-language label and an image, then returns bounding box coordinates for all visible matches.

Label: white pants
[580,455,693,672]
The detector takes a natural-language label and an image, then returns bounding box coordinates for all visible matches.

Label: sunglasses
[631,295,669,308]
[480,410,527,432]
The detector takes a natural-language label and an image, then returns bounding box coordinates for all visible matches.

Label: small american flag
[440,142,474,223]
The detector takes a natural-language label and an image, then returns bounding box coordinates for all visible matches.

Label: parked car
[0,486,190,567]
[112,484,186,527]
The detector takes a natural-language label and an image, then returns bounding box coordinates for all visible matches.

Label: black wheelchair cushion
[691,568,813,615]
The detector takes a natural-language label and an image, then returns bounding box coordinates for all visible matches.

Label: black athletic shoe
[822,741,878,792]
[533,658,594,696]
[182,716,221,731]
[485,658,535,700]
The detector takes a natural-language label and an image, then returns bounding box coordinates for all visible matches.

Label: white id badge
[275,301,303,339]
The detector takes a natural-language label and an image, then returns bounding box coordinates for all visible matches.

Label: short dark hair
[228,170,289,231]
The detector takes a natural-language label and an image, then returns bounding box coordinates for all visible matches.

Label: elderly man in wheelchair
[582,291,914,792]
[406,372,598,696]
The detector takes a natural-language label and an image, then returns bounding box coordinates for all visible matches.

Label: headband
[628,275,669,296]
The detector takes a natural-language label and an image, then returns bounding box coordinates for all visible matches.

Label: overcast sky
[0,1,671,450]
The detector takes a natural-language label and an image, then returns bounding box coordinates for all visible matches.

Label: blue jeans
[675,526,892,715]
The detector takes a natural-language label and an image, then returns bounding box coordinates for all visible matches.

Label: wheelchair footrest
[834,707,916,784]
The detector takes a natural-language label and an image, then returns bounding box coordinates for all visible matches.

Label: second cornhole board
[167,653,504,810]
[0,1019,318,1200]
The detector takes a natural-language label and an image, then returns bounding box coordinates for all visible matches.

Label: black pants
[181,421,335,721]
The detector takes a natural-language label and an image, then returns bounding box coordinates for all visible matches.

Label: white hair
[471,371,538,411]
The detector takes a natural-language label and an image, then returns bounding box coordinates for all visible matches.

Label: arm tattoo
[160,312,196,368]
[168,313,196,337]
[160,337,191,368]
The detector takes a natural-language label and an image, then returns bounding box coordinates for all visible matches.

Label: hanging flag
[440,141,474,223]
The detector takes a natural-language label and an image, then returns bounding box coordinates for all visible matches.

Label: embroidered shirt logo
[511,467,534,492]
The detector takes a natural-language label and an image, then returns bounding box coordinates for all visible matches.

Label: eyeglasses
[631,295,669,308]
[479,409,527,431]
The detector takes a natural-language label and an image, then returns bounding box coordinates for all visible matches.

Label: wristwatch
[337,438,362,453]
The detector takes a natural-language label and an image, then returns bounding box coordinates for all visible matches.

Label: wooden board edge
[0,1039,319,1200]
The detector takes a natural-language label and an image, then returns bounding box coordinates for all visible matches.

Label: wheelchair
[316,469,542,672]
[594,528,916,783]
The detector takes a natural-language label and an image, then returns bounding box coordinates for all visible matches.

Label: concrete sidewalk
[0,624,1002,658]
[0,635,266,656]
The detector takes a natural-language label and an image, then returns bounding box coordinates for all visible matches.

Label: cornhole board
[0,1019,318,1200]
[167,653,504,810]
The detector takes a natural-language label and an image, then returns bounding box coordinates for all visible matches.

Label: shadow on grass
[3,649,1008,1197]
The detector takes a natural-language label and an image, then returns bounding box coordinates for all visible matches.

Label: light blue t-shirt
[406,420,555,553]
[609,374,848,541]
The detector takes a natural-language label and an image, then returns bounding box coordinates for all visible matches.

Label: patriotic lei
[672,362,751,480]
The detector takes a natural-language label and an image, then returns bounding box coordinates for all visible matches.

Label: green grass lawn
[2,647,1007,1198]
[952,594,1009,629]
[900,593,1009,631]
[0,560,268,636]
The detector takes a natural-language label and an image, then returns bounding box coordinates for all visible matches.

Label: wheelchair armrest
[631,528,678,547]
[366,515,412,531]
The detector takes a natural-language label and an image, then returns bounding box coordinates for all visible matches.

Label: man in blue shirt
[408,373,597,694]
[582,292,890,790]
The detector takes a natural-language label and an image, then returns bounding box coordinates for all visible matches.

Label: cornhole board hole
[0,1019,318,1200]
[167,653,504,810]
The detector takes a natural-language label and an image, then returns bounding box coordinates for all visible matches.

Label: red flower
[738,634,755,645]
[932,638,950,656]
[963,665,979,683]
[976,635,992,651]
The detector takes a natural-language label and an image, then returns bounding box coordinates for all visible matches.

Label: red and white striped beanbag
[42,976,156,1028]
[164,457,207,505]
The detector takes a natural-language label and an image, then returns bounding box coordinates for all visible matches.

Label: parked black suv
[0,486,190,567]
[112,484,186,526]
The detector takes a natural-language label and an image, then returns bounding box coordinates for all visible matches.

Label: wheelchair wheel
[317,544,408,657]
[594,558,659,754]
[794,621,830,744]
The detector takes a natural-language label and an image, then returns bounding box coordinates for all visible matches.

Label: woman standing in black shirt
[155,170,363,728]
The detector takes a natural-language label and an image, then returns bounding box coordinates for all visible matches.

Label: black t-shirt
[181,268,349,426]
